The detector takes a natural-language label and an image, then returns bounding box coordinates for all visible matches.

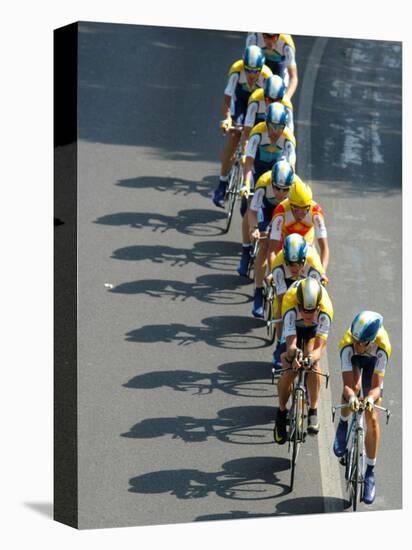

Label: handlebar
[332,402,391,424]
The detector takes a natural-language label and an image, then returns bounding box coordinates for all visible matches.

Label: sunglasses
[290,203,311,212]
[245,67,261,74]
[285,260,305,267]
[268,123,285,132]
[299,306,319,314]
[353,339,370,346]
[263,33,278,39]
[273,184,289,191]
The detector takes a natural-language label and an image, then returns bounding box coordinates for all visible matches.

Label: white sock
[340,414,349,422]
[366,457,377,468]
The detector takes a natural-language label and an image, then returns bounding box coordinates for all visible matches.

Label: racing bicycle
[332,400,391,511]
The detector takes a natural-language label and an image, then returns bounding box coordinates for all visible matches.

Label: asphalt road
[74,23,401,528]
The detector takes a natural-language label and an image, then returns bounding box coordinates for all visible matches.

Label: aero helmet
[265,102,288,128]
[243,45,265,71]
[283,233,308,264]
[288,176,313,207]
[296,277,322,311]
[264,75,286,101]
[350,311,383,343]
[271,160,294,189]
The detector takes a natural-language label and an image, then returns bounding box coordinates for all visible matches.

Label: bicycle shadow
[275,496,346,515]
[121,405,276,445]
[195,510,274,522]
[125,315,269,349]
[116,175,217,199]
[123,361,276,398]
[110,273,252,306]
[112,240,240,272]
[95,208,227,237]
[128,457,290,501]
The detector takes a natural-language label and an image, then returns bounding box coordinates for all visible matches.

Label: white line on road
[297,36,345,512]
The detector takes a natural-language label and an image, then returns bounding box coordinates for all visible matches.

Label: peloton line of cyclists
[210,32,392,505]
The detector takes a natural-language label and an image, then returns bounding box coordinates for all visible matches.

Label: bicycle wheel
[289,389,304,492]
[346,438,359,511]
[223,163,240,234]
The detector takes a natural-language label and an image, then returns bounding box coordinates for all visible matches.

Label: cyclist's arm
[308,336,327,364]
[367,373,383,404]
[284,64,298,101]
[240,127,251,155]
[222,94,232,120]
[317,237,330,271]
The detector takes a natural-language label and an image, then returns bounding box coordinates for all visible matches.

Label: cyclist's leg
[333,366,361,456]
[361,360,381,504]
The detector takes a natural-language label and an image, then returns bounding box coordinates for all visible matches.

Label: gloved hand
[250,227,260,240]
[239,184,250,198]
[363,396,375,412]
[348,395,360,412]
[220,116,232,132]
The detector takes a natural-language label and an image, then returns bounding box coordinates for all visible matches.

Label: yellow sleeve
[271,249,285,271]
[229,60,244,76]
[338,329,353,354]
[283,127,296,147]
[255,170,272,190]
[319,286,334,321]
[280,34,296,50]
[307,247,325,275]
[375,327,392,359]
[281,286,298,318]
[248,88,264,105]
[250,121,267,139]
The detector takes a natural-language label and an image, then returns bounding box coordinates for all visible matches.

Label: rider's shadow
[125,315,268,349]
[275,496,346,515]
[111,240,240,272]
[116,175,216,199]
[94,208,227,237]
[123,361,275,398]
[128,456,290,501]
[121,406,276,445]
[110,273,252,306]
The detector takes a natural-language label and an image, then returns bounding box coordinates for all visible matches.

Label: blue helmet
[350,311,383,343]
[283,233,308,264]
[264,75,286,101]
[266,102,288,128]
[271,160,294,189]
[243,45,265,71]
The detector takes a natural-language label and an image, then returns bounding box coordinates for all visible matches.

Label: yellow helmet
[288,176,313,207]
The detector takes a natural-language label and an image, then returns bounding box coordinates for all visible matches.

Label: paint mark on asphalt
[297,36,345,513]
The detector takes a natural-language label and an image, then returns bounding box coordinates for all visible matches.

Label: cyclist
[240,75,294,156]
[238,103,296,276]
[274,277,333,443]
[245,33,298,100]
[212,45,272,208]
[333,311,392,505]
[268,177,329,272]
[248,160,294,317]
[269,233,328,366]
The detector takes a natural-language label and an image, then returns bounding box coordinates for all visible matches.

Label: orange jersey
[269,199,327,245]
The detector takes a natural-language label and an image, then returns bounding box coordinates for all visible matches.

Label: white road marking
[297,36,345,512]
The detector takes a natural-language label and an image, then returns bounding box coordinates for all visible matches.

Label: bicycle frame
[332,402,391,511]
[279,352,330,492]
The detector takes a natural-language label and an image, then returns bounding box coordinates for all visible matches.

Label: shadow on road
[122,405,276,445]
[95,208,228,237]
[128,457,290,501]
[275,495,346,515]
[111,239,241,272]
[116,175,217,199]
[110,273,252,306]
[123,361,275,398]
[125,315,269,349]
